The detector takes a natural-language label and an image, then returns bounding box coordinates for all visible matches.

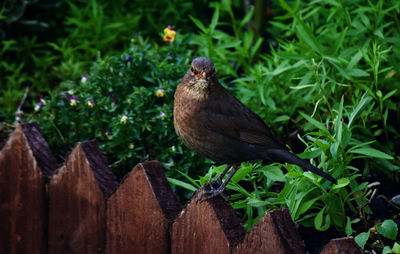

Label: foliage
[31,34,208,192]
[171,0,400,252]
[0,0,211,122]
[189,4,263,77]
[355,219,399,252]
[3,0,400,252]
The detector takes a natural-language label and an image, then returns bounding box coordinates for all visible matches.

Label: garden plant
[1,0,400,253]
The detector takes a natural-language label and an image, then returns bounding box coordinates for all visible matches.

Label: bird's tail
[266,148,337,184]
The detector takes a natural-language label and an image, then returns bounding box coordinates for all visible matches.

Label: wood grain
[235,208,305,254]
[171,188,245,254]
[48,141,117,254]
[0,123,57,254]
[319,237,362,254]
[106,160,181,254]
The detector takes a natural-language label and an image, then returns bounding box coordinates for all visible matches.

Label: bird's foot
[197,180,228,202]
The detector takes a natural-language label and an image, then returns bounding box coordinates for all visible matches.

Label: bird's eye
[190,67,195,73]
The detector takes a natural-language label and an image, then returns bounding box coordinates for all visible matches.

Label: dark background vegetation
[1,0,400,253]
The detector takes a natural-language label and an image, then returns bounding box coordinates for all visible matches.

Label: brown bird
[173,57,337,200]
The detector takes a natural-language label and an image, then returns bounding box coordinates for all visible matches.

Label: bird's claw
[197,180,228,202]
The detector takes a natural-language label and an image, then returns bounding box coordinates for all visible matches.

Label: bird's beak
[195,72,207,79]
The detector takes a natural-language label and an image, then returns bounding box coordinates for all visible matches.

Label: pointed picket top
[79,140,118,197]
[49,140,118,253]
[106,160,182,254]
[319,236,362,254]
[135,160,182,220]
[235,208,305,254]
[0,123,57,254]
[171,187,246,254]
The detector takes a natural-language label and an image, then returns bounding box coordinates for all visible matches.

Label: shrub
[31,33,209,196]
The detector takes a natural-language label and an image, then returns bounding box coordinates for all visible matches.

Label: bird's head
[188,57,216,81]
[180,57,218,98]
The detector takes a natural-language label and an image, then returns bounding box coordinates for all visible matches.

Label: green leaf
[376,219,398,240]
[330,142,339,159]
[326,194,345,228]
[261,165,285,182]
[297,149,322,159]
[392,242,400,253]
[349,147,394,160]
[239,6,254,28]
[210,6,220,34]
[176,169,201,188]
[314,208,331,231]
[374,27,384,39]
[217,40,241,49]
[296,20,323,55]
[383,89,398,101]
[331,178,350,190]
[347,68,369,77]
[272,115,290,123]
[189,15,207,33]
[355,231,370,249]
[247,198,269,208]
[382,246,392,254]
[296,196,320,219]
[291,187,318,219]
[336,96,344,142]
[250,37,263,59]
[285,184,298,214]
[347,92,372,128]
[347,50,363,70]
[328,60,352,80]
[300,112,330,136]
[334,27,348,54]
[167,177,197,192]
[231,164,253,183]
[278,0,295,15]
[345,216,354,235]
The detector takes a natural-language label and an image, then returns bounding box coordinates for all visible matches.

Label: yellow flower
[69,96,78,106]
[87,98,94,108]
[81,74,88,83]
[39,94,47,105]
[34,102,43,111]
[163,26,176,42]
[105,131,113,140]
[156,87,165,97]
[120,114,129,124]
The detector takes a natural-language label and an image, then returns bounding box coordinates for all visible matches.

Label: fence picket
[106,161,181,254]
[48,140,118,254]
[0,124,363,253]
[0,123,57,254]
[235,208,305,254]
[171,187,246,254]
[319,236,362,254]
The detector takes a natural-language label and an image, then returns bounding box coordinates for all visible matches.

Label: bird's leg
[210,164,231,187]
[198,165,240,201]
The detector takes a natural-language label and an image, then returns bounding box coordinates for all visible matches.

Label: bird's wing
[203,86,281,148]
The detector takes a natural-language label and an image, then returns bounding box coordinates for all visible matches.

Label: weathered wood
[235,208,305,254]
[171,187,246,254]
[0,123,57,254]
[0,123,365,253]
[48,140,118,254]
[106,160,182,254]
[80,140,119,198]
[319,236,362,254]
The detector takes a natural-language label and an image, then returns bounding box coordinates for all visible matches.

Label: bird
[173,57,337,201]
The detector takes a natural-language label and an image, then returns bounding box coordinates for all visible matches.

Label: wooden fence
[0,123,362,254]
